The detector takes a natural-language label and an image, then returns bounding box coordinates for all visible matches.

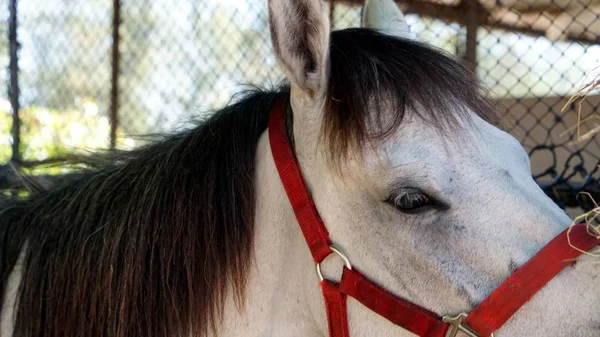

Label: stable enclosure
[0,0,599,214]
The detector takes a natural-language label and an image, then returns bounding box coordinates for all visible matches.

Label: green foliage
[2,99,136,175]
[1,98,140,176]
[18,100,111,161]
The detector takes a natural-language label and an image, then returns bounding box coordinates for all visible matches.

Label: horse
[1,0,599,336]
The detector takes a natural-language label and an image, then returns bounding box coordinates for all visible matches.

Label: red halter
[268,98,600,337]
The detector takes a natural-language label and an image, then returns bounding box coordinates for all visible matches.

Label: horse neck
[216,131,327,337]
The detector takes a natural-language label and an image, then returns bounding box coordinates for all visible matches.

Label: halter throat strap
[267,98,600,337]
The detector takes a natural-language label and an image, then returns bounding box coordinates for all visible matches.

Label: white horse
[1,0,598,336]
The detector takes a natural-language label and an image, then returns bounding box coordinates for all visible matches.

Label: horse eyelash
[385,188,425,205]
[386,187,449,213]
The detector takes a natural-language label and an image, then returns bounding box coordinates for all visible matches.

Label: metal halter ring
[315,245,352,282]
[442,313,494,337]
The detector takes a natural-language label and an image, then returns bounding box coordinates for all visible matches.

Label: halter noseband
[268,98,599,337]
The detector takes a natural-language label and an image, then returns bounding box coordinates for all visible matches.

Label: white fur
[362,0,411,39]
[268,0,330,95]
[220,1,598,336]
[216,94,600,336]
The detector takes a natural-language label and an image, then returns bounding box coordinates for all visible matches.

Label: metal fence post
[8,0,20,161]
[110,0,121,149]
[460,0,482,74]
[329,0,335,27]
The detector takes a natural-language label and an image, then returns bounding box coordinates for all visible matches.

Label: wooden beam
[338,0,485,22]
[334,0,599,45]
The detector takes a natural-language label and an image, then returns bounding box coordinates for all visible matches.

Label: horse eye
[387,188,433,213]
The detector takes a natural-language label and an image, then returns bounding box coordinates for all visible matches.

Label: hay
[560,67,600,143]
[561,69,600,256]
[568,192,600,257]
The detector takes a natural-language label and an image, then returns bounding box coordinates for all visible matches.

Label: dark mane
[0,88,286,337]
[0,28,499,337]
[324,28,499,159]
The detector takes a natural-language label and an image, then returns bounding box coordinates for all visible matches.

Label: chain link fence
[1,0,599,213]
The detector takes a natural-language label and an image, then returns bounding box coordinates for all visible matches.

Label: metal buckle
[315,245,352,282]
[442,313,494,337]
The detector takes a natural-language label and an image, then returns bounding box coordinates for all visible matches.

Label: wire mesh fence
[1,0,599,212]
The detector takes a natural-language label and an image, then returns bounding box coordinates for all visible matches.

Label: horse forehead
[376,115,525,174]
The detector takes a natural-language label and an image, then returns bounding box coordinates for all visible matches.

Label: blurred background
[0,0,598,215]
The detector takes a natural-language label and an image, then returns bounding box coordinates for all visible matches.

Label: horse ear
[361,0,411,39]
[269,0,330,96]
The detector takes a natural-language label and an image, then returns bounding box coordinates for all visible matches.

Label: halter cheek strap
[268,98,600,337]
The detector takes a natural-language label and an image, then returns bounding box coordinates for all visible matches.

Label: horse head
[263,0,599,336]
